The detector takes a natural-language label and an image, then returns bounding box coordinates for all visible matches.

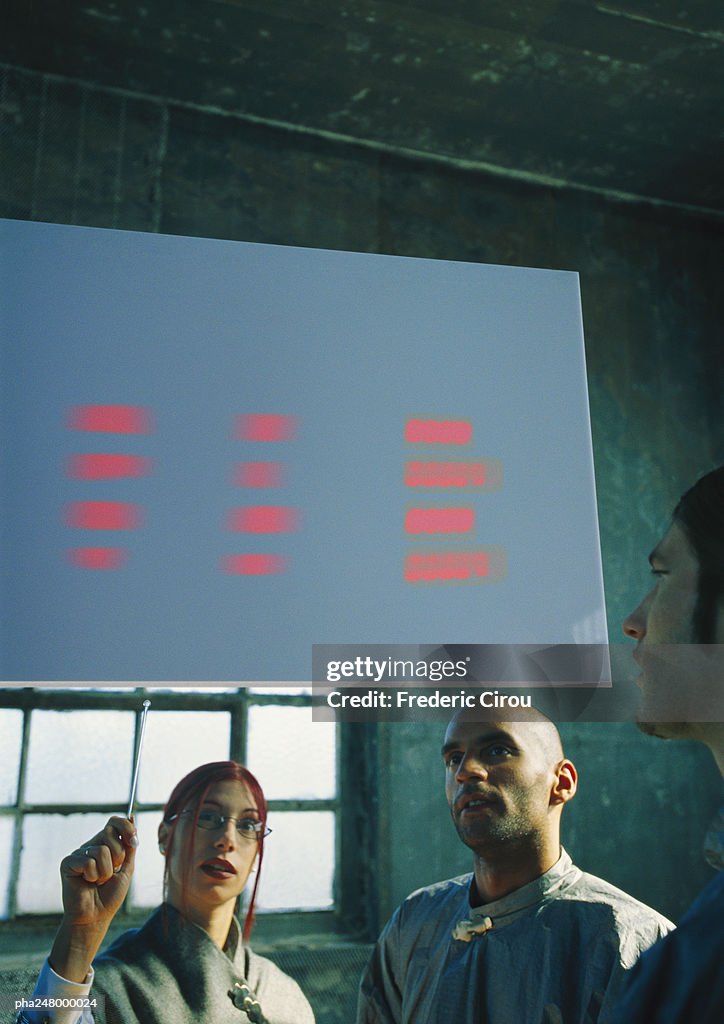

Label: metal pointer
[127,699,151,820]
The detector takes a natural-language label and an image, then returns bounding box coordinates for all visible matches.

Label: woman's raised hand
[60,816,138,925]
[50,816,138,982]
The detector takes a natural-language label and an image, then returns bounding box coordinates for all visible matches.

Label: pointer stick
[127,699,151,820]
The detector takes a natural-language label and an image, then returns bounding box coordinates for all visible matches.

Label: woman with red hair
[20,761,315,1024]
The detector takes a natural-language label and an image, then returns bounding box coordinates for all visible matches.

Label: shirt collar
[223,914,241,960]
[467,848,579,926]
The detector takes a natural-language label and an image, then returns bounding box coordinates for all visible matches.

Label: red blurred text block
[68,405,152,434]
[405,419,472,444]
[222,554,288,575]
[66,501,142,530]
[404,550,490,582]
[68,454,152,480]
[228,506,300,533]
[233,462,284,488]
[68,547,126,570]
[405,461,486,487]
[235,414,298,442]
[404,507,475,534]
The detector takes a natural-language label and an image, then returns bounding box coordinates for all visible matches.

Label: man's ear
[158,820,169,855]
[550,759,577,807]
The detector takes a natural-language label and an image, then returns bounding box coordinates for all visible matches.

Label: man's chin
[455,821,497,851]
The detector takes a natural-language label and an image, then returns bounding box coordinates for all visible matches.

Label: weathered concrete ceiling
[2,0,723,212]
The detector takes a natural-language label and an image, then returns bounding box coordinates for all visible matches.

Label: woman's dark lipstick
[200,858,237,877]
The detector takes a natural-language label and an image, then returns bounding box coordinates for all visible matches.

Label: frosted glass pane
[0,710,22,803]
[25,712,133,804]
[0,817,14,918]
[130,810,166,909]
[247,707,335,800]
[137,712,231,803]
[256,811,334,911]
[17,813,109,913]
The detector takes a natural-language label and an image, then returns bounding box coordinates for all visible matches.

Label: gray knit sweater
[91,904,315,1024]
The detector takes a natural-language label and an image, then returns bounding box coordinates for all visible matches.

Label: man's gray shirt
[357,850,672,1024]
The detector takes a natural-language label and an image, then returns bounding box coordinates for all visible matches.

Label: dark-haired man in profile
[613,466,724,1022]
[357,708,672,1024]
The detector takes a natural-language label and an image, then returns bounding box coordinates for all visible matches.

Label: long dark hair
[673,466,724,643]
[161,761,268,941]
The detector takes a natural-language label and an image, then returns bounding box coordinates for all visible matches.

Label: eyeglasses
[170,810,272,841]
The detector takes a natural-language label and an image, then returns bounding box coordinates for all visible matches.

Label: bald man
[357,711,672,1024]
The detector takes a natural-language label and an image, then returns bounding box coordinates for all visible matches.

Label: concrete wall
[1,48,722,929]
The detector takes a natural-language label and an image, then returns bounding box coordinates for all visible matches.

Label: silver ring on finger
[82,847,93,857]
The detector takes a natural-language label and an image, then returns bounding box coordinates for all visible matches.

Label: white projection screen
[1,219,607,683]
